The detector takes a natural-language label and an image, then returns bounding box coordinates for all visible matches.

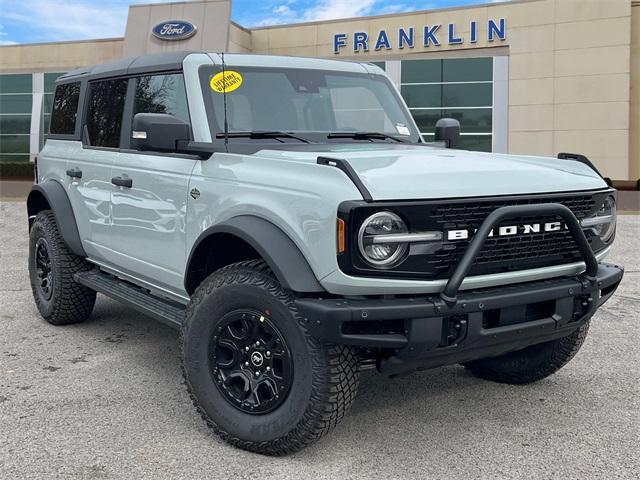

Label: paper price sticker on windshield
[210,71,243,93]
[395,123,411,136]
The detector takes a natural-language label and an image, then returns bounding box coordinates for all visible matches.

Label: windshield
[200,66,420,143]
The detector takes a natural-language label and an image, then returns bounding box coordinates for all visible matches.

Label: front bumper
[296,262,623,376]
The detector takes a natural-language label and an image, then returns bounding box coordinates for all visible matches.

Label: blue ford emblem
[152,20,197,41]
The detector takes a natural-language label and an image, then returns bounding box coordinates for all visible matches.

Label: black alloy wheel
[211,309,293,414]
[34,237,53,301]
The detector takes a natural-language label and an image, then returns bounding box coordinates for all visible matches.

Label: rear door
[39,81,81,188]
[108,73,197,293]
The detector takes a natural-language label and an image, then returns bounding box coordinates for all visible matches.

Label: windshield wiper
[215,131,310,143]
[326,131,409,143]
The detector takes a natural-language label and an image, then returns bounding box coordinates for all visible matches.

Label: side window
[132,74,190,125]
[86,79,128,148]
[50,82,80,135]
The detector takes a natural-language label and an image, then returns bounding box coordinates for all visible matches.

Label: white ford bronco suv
[28,52,623,455]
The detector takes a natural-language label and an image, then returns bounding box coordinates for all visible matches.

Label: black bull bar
[295,203,624,376]
[439,203,600,303]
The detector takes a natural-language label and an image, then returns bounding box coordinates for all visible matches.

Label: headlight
[357,211,408,267]
[582,195,616,242]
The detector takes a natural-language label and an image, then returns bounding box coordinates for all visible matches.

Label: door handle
[66,168,82,179]
[111,176,133,188]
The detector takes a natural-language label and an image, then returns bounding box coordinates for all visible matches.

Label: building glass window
[1,135,30,152]
[0,94,32,114]
[86,79,128,148]
[50,82,81,135]
[0,74,32,93]
[400,84,441,108]
[401,59,441,83]
[400,57,493,152]
[44,73,62,94]
[42,95,53,135]
[0,73,32,162]
[0,115,31,134]
[442,58,492,82]
[411,108,492,134]
[442,83,492,107]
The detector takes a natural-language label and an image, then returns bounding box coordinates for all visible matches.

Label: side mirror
[434,118,460,148]
[131,113,190,152]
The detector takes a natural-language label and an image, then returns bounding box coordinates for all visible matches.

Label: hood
[255,144,607,200]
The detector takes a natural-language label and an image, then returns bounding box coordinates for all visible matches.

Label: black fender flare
[27,181,86,257]
[186,216,324,294]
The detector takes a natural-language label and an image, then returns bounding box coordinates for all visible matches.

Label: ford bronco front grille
[430,195,596,227]
[338,190,613,280]
[426,194,597,278]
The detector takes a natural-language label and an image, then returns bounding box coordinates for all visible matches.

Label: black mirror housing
[434,118,461,148]
[132,113,190,152]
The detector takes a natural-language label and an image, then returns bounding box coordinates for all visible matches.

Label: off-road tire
[28,210,96,325]
[463,322,590,384]
[181,260,360,455]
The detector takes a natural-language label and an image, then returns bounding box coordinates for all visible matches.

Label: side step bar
[74,270,186,329]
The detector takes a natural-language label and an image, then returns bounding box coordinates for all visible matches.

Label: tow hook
[440,315,468,347]
[573,294,594,321]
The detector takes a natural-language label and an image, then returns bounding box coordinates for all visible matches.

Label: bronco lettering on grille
[446,222,564,241]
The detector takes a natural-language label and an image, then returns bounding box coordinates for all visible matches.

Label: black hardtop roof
[54,51,376,85]
[57,51,197,83]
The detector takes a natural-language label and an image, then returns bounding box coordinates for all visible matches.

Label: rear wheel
[463,322,590,384]
[181,260,360,455]
[28,210,96,325]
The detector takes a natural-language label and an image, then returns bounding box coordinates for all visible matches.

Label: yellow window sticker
[210,71,243,93]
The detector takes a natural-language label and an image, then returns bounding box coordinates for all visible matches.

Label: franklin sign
[152,21,197,41]
[333,18,506,54]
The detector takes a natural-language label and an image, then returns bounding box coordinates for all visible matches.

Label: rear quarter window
[50,82,81,135]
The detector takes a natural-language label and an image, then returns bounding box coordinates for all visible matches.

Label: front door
[108,73,197,295]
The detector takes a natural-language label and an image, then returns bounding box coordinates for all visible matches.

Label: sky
[0,0,506,46]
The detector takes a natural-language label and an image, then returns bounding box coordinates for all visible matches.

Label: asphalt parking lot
[1,201,638,480]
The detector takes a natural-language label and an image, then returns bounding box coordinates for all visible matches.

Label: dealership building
[0,0,638,183]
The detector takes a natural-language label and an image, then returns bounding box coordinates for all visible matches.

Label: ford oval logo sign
[152,21,197,41]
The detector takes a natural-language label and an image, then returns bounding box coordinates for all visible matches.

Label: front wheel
[462,322,590,384]
[181,260,360,455]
